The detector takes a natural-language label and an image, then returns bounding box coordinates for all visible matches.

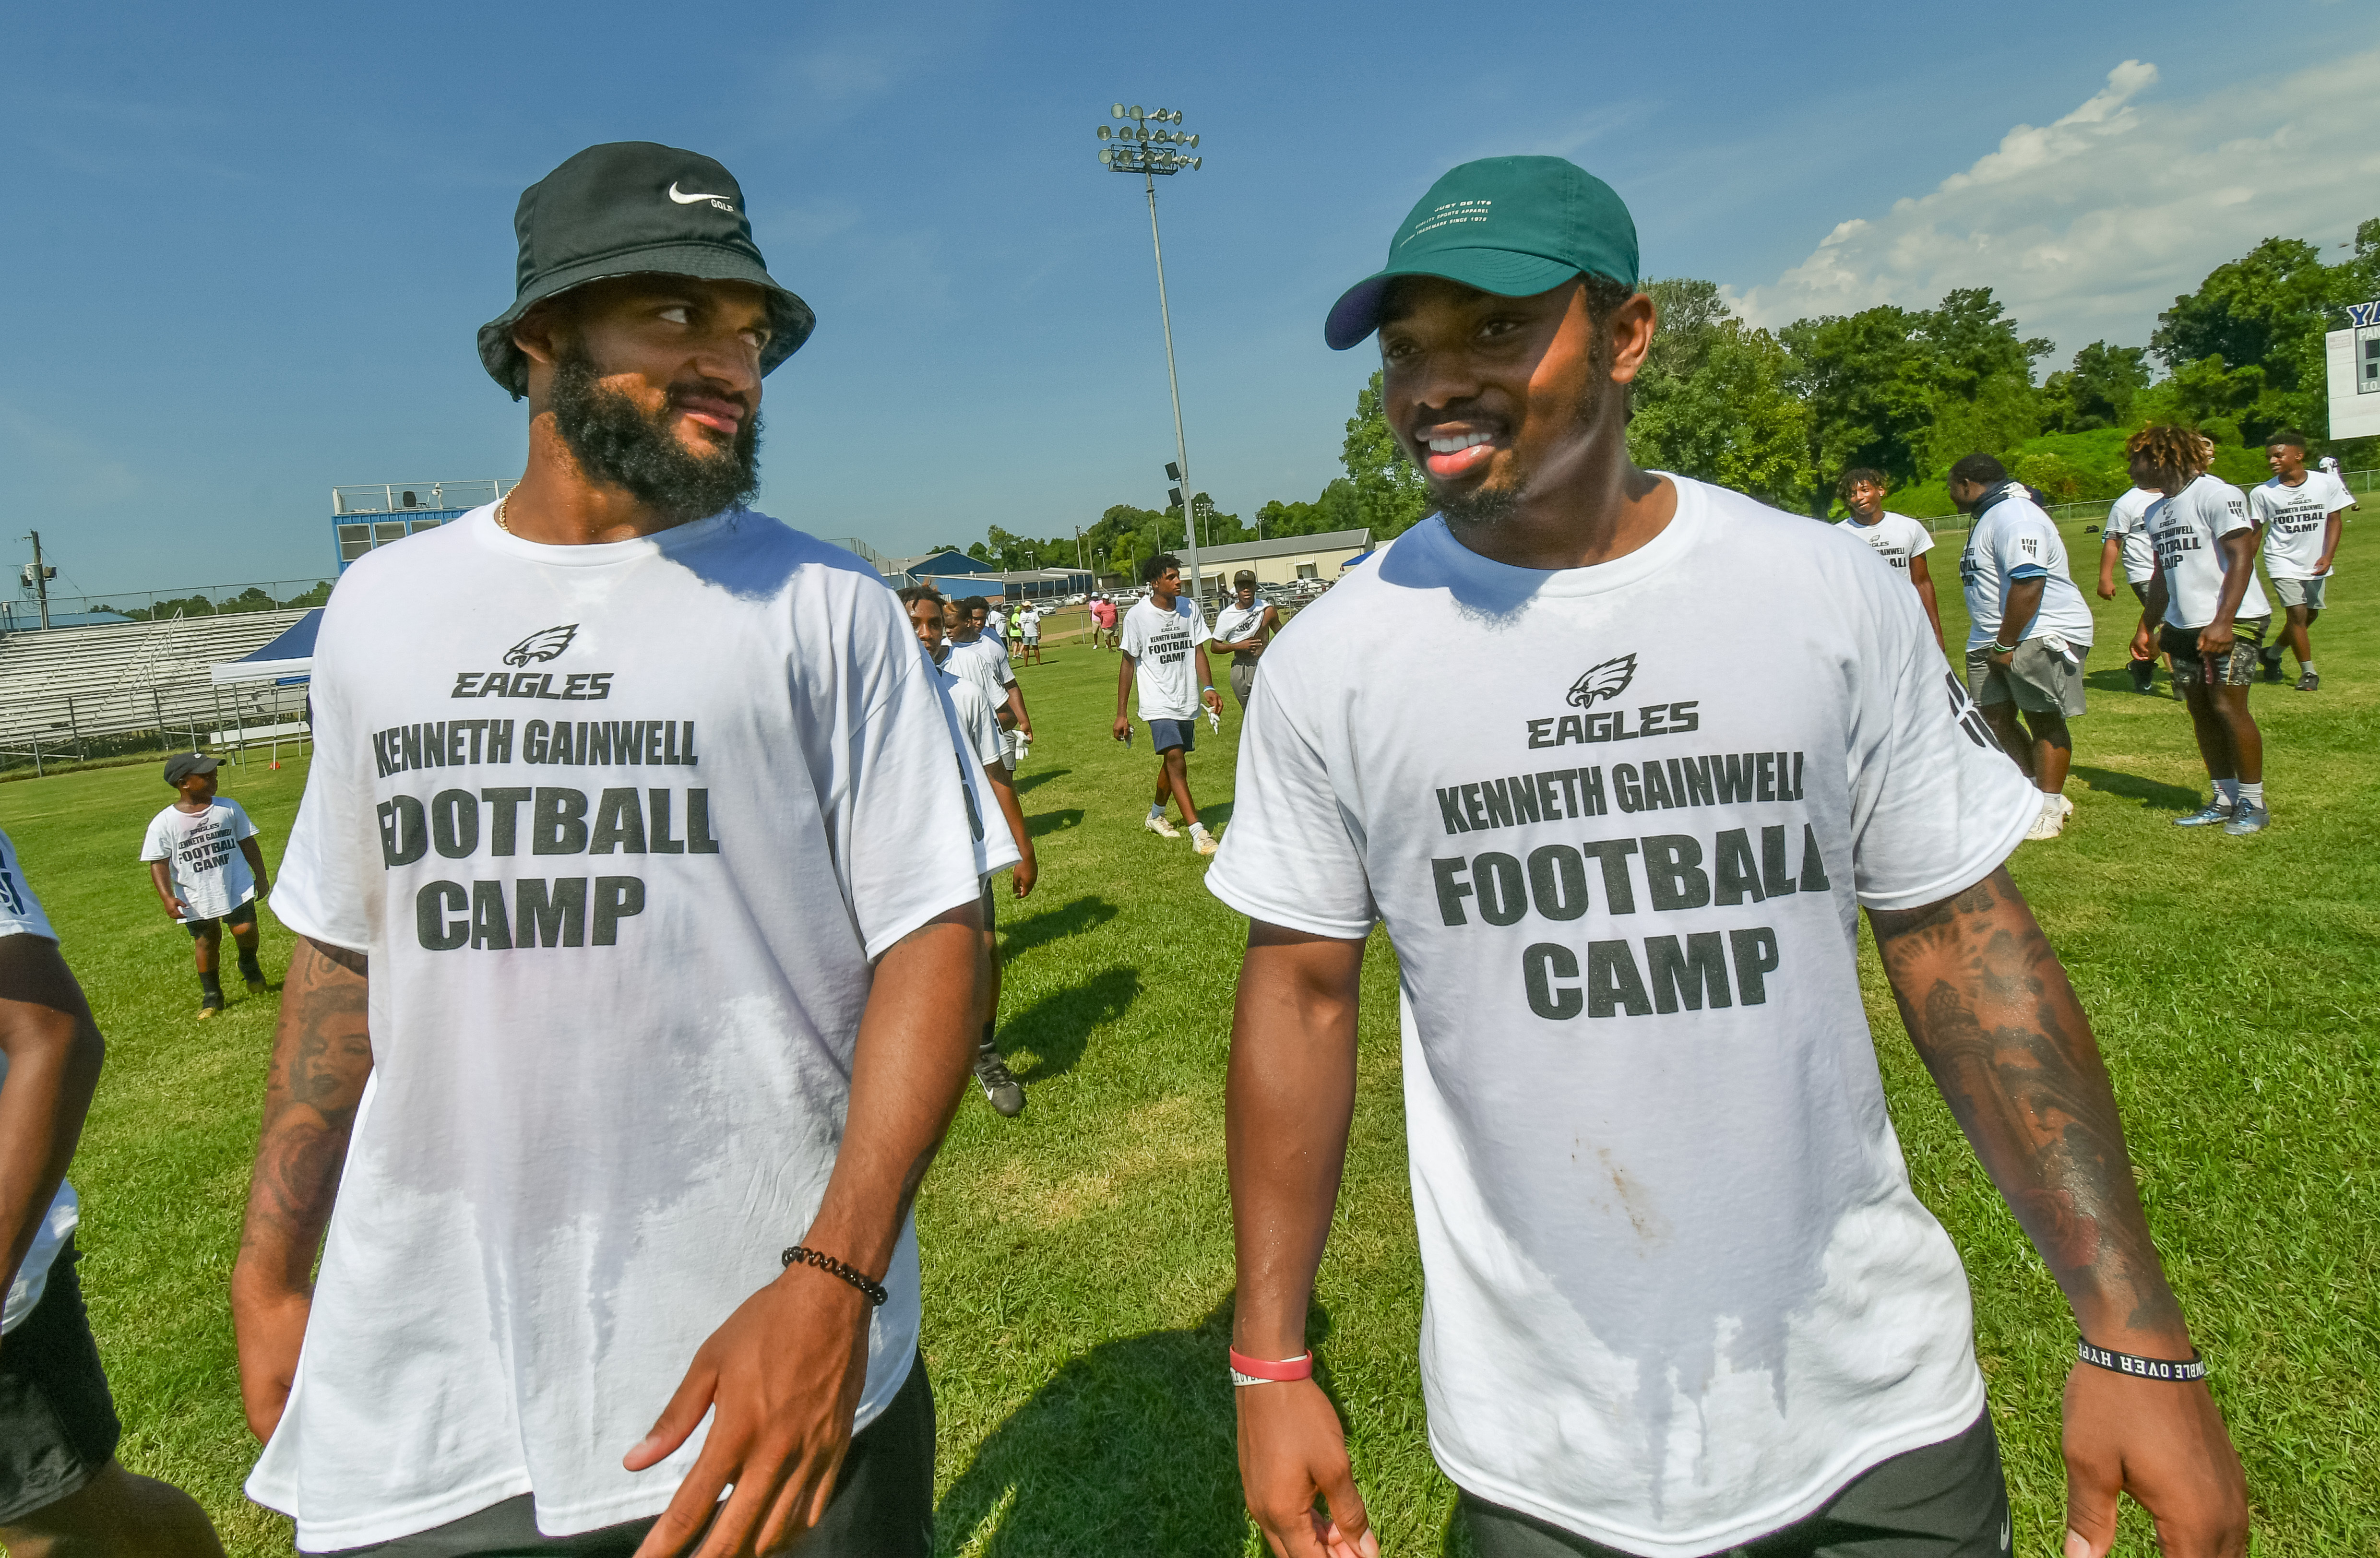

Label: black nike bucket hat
[476,141,816,398]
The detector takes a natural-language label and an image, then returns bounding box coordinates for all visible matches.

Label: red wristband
[1228,1347,1313,1385]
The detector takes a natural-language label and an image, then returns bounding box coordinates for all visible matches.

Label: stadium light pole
[1095,103,1205,608]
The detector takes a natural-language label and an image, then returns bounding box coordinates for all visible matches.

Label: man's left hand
[2061,1365,2247,1557]
[628,1266,872,1557]
[1204,688,1224,715]
[1988,648,2014,667]
[2197,620,2236,658]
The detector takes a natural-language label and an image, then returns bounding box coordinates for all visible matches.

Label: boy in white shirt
[1014,603,1045,666]
[1113,553,1224,855]
[140,753,270,1017]
[2094,487,2163,693]
[2248,431,2348,691]
[2128,425,2272,834]
[902,586,1036,1118]
[1833,469,1943,649]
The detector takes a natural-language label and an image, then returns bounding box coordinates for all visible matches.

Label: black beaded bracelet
[781,1246,889,1307]
[2077,1339,2206,1381]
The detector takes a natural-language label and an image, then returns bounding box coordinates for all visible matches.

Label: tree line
[946,217,2380,574]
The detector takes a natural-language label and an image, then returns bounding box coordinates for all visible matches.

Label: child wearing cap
[140,754,270,1018]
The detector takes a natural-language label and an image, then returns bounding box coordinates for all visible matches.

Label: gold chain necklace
[495,490,514,533]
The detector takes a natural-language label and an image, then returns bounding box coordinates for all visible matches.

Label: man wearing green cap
[1212,157,2245,1558]
[234,142,1009,1558]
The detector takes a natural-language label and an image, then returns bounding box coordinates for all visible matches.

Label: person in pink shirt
[1089,593,1119,650]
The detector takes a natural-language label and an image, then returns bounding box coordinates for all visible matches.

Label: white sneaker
[2025,795,2066,840]
[1145,813,1180,839]
[1190,825,1219,856]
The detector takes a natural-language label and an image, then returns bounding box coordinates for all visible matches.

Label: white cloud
[1725,50,2380,361]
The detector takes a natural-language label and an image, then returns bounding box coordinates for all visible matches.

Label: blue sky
[5,0,2375,597]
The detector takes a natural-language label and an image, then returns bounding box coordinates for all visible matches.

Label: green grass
[2,522,2373,1555]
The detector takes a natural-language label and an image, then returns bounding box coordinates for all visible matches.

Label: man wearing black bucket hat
[1211,157,2245,1558]
[234,142,1011,1557]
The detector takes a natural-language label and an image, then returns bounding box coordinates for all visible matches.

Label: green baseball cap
[1324,156,1638,350]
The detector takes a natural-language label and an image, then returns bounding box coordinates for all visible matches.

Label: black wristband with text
[782,1246,889,1307]
[2077,1339,2206,1381]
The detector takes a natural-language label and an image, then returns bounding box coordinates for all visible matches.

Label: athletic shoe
[199,993,225,1020]
[2023,797,2065,840]
[2223,804,2270,836]
[2295,672,2320,692]
[2128,659,2157,694]
[1144,814,1180,838]
[2260,655,2286,684]
[2173,799,2235,828]
[972,1046,1025,1117]
[239,959,267,991]
[1191,826,1220,856]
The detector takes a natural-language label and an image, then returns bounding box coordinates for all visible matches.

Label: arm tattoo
[239,937,373,1283]
[1870,868,2185,1338]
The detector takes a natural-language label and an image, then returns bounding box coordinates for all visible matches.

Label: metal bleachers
[0,611,313,770]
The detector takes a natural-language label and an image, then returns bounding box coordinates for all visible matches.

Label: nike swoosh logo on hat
[668,181,733,205]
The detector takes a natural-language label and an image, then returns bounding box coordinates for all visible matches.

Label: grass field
[2,517,2374,1556]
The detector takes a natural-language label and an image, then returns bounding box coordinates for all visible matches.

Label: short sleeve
[0,829,59,942]
[1187,604,1212,648]
[2204,484,2253,539]
[1204,661,1377,940]
[228,802,259,841]
[2321,474,2354,512]
[1844,581,2039,912]
[138,815,170,863]
[2246,486,2275,524]
[1120,610,1147,659]
[273,599,383,954]
[843,611,1016,955]
[1992,512,2053,581]
[1900,517,1935,557]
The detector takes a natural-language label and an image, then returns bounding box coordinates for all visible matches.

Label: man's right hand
[231,1275,312,1441]
[1112,714,1131,742]
[165,898,188,921]
[1238,1379,1378,1558]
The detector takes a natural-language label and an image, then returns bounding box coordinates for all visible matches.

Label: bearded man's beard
[1432,359,1611,529]
[549,344,762,524]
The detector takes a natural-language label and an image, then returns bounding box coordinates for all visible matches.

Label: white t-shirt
[140,798,259,919]
[1207,483,2039,1558]
[2250,472,2350,580]
[2103,488,2159,586]
[937,660,1008,776]
[1213,599,1269,653]
[942,635,1006,717]
[0,827,74,1337]
[1831,511,1934,572]
[957,631,1016,690]
[1955,485,2094,651]
[1015,606,1042,640]
[1119,596,1212,720]
[986,608,1007,642]
[249,506,1013,1551]
[2147,476,2271,629]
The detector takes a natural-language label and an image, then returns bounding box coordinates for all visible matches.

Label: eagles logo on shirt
[504,624,579,666]
[1566,653,1638,709]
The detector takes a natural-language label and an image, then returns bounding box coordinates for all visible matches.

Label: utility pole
[23,531,54,631]
[1095,103,1205,613]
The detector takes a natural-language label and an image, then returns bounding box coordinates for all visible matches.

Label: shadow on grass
[999,895,1119,961]
[936,1296,1344,1556]
[1001,966,1137,1082]
[1013,768,1071,797]
[2070,764,2202,813]
[1025,809,1083,838]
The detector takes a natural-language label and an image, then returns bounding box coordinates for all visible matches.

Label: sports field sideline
[1,516,2372,1556]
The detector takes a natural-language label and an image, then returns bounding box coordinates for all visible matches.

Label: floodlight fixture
[1112,103,1125,117]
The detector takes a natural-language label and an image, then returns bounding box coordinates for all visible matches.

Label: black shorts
[0,1238,123,1523]
[1459,1407,2008,1557]
[184,903,258,938]
[323,1350,936,1556]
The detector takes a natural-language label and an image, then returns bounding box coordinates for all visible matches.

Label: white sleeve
[1900,516,1935,557]
[2204,484,2253,540]
[227,801,260,842]
[1119,609,1146,659]
[1188,604,1213,649]
[138,813,171,863]
[272,599,383,954]
[1844,578,2040,912]
[1991,511,2055,581]
[1204,656,1377,940]
[0,829,59,942]
[844,610,1015,954]
[2246,486,2275,525]
[2321,474,2354,513]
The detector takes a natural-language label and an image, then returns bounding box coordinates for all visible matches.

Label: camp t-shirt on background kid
[1831,511,1933,572]
[140,798,260,919]
[1212,598,1267,650]
[1119,595,1212,720]
[0,827,73,1335]
[1207,480,2040,1558]
[2249,470,2350,580]
[1956,486,2094,653]
[2104,488,2159,586]
[251,505,1013,1550]
[2149,475,2270,629]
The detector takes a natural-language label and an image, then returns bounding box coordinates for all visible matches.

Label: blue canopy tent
[209,609,323,687]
